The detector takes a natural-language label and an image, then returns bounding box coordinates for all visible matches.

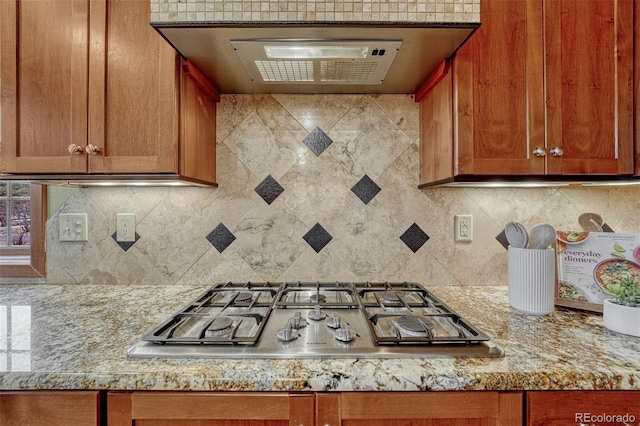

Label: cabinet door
[0,0,89,174]
[179,60,219,185]
[0,391,100,426]
[527,391,640,425]
[455,0,545,176]
[545,0,634,175]
[632,0,639,177]
[107,391,314,426]
[317,391,522,426]
[88,0,178,174]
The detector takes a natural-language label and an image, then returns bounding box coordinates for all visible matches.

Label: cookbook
[555,231,640,312]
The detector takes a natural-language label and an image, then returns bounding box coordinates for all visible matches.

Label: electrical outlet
[59,213,88,242]
[454,214,473,242]
[116,213,136,242]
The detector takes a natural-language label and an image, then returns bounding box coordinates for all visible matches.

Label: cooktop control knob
[288,311,307,329]
[334,328,354,343]
[277,327,299,342]
[308,305,326,321]
[326,315,343,329]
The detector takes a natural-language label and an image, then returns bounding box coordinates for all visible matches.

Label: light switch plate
[59,213,88,242]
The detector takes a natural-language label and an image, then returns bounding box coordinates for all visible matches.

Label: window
[0,183,45,277]
[0,305,31,372]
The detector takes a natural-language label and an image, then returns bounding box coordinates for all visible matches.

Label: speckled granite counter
[0,285,638,391]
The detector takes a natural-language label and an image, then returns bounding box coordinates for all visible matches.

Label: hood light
[265,45,368,59]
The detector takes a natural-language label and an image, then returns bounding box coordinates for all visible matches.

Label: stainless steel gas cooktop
[127,282,504,359]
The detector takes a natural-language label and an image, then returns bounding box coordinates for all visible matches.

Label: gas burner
[381,291,403,306]
[309,293,327,303]
[204,316,234,336]
[326,315,343,329]
[381,291,401,303]
[308,306,326,321]
[234,292,253,303]
[396,315,434,334]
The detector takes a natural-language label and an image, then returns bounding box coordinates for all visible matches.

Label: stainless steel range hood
[152,24,479,94]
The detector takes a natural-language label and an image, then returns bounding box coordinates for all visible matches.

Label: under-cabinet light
[443,182,571,188]
[264,45,368,59]
[582,180,640,187]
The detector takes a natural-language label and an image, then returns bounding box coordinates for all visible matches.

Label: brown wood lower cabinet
[107,391,315,426]
[0,390,100,426]
[319,392,522,426]
[107,391,522,426]
[527,391,640,426]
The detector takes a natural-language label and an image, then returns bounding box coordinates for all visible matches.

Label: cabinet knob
[68,144,84,155]
[550,146,564,157]
[85,144,101,155]
[532,147,547,157]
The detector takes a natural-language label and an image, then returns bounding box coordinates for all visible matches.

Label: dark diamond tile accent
[351,175,381,205]
[111,232,140,252]
[255,175,284,205]
[302,127,333,156]
[400,223,429,253]
[496,230,510,250]
[303,223,333,253]
[602,223,615,233]
[206,223,236,253]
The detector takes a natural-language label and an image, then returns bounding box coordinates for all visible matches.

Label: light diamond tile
[327,96,411,179]
[232,204,307,280]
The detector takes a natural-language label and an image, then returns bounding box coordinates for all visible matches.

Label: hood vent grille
[255,60,314,82]
[232,39,401,85]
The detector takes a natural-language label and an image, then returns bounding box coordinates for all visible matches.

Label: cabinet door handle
[550,146,564,157]
[68,144,84,155]
[532,147,547,157]
[85,144,101,155]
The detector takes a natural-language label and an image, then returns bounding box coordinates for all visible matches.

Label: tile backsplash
[45,94,640,285]
[150,0,481,24]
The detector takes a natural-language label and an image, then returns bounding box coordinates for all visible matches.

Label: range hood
[151,1,480,94]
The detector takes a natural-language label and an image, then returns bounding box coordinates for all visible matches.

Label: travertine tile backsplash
[45,94,640,285]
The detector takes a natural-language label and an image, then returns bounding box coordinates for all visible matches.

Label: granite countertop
[0,284,638,392]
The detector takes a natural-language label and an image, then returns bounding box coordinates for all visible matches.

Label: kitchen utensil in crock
[505,222,529,249]
[578,213,603,232]
[528,224,556,249]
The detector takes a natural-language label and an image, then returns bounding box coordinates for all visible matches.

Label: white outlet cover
[454,214,473,242]
[59,213,88,242]
[116,213,136,242]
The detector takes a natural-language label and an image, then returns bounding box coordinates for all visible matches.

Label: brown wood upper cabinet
[418,0,634,186]
[0,0,217,185]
